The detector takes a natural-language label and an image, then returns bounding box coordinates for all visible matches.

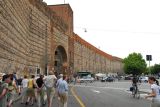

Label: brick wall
[0,0,123,77]
[73,34,123,74]
[0,0,68,76]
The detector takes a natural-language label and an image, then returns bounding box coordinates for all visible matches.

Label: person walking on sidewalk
[145,76,160,107]
[0,74,11,107]
[26,75,37,105]
[7,74,18,107]
[44,71,57,107]
[56,74,63,106]
[58,75,68,107]
[56,74,63,96]
[17,77,23,95]
[21,75,28,104]
[36,75,45,107]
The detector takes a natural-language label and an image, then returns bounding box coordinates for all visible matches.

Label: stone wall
[0,0,123,77]
[73,34,123,74]
[0,0,68,76]
[0,0,32,76]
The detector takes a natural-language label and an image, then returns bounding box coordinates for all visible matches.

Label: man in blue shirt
[58,75,68,107]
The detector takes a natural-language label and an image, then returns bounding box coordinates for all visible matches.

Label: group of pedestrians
[0,71,69,107]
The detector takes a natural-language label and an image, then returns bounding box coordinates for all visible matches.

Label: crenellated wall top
[28,0,68,32]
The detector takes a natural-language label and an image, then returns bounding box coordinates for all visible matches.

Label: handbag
[130,87,134,91]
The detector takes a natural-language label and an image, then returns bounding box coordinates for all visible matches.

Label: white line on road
[72,84,126,90]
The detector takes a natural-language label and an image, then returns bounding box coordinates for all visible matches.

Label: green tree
[123,53,147,75]
[150,64,160,74]
[144,67,150,75]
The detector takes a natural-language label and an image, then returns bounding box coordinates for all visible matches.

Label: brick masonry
[0,0,123,77]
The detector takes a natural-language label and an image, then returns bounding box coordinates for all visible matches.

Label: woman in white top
[145,76,160,107]
[21,75,28,104]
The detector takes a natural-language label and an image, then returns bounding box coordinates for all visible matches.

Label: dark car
[124,76,133,80]
[101,77,114,82]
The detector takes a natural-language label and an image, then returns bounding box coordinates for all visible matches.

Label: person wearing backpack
[44,71,57,107]
[17,77,23,95]
[36,75,45,107]
[0,74,11,107]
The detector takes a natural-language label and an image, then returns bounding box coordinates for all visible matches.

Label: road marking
[92,89,100,93]
[71,86,86,107]
[125,90,152,101]
[71,84,126,90]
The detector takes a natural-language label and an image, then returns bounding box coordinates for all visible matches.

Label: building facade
[0,0,123,77]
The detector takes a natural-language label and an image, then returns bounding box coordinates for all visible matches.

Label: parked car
[139,76,148,83]
[79,76,94,83]
[101,76,114,82]
[124,76,133,80]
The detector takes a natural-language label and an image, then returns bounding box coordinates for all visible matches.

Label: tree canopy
[123,53,147,75]
[150,64,160,75]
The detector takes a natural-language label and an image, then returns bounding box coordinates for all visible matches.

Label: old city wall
[0,0,123,76]
[74,34,123,75]
[0,0,69,76]
[0,0,33,76]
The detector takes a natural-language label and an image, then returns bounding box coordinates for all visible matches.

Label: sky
[43,0,160,66]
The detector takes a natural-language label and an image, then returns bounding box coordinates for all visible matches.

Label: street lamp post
[45,25,48,76]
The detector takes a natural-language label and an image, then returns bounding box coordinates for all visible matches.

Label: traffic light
[146,55,152,61]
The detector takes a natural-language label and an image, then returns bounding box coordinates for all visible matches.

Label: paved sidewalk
[12,87,80,107]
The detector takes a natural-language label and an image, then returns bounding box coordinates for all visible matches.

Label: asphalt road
[74,84,151,107]
[75,80,151,92]
[71,81,152,107]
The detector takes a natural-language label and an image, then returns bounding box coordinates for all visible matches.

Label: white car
[139,77,148,83]
[79,76,94,83]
